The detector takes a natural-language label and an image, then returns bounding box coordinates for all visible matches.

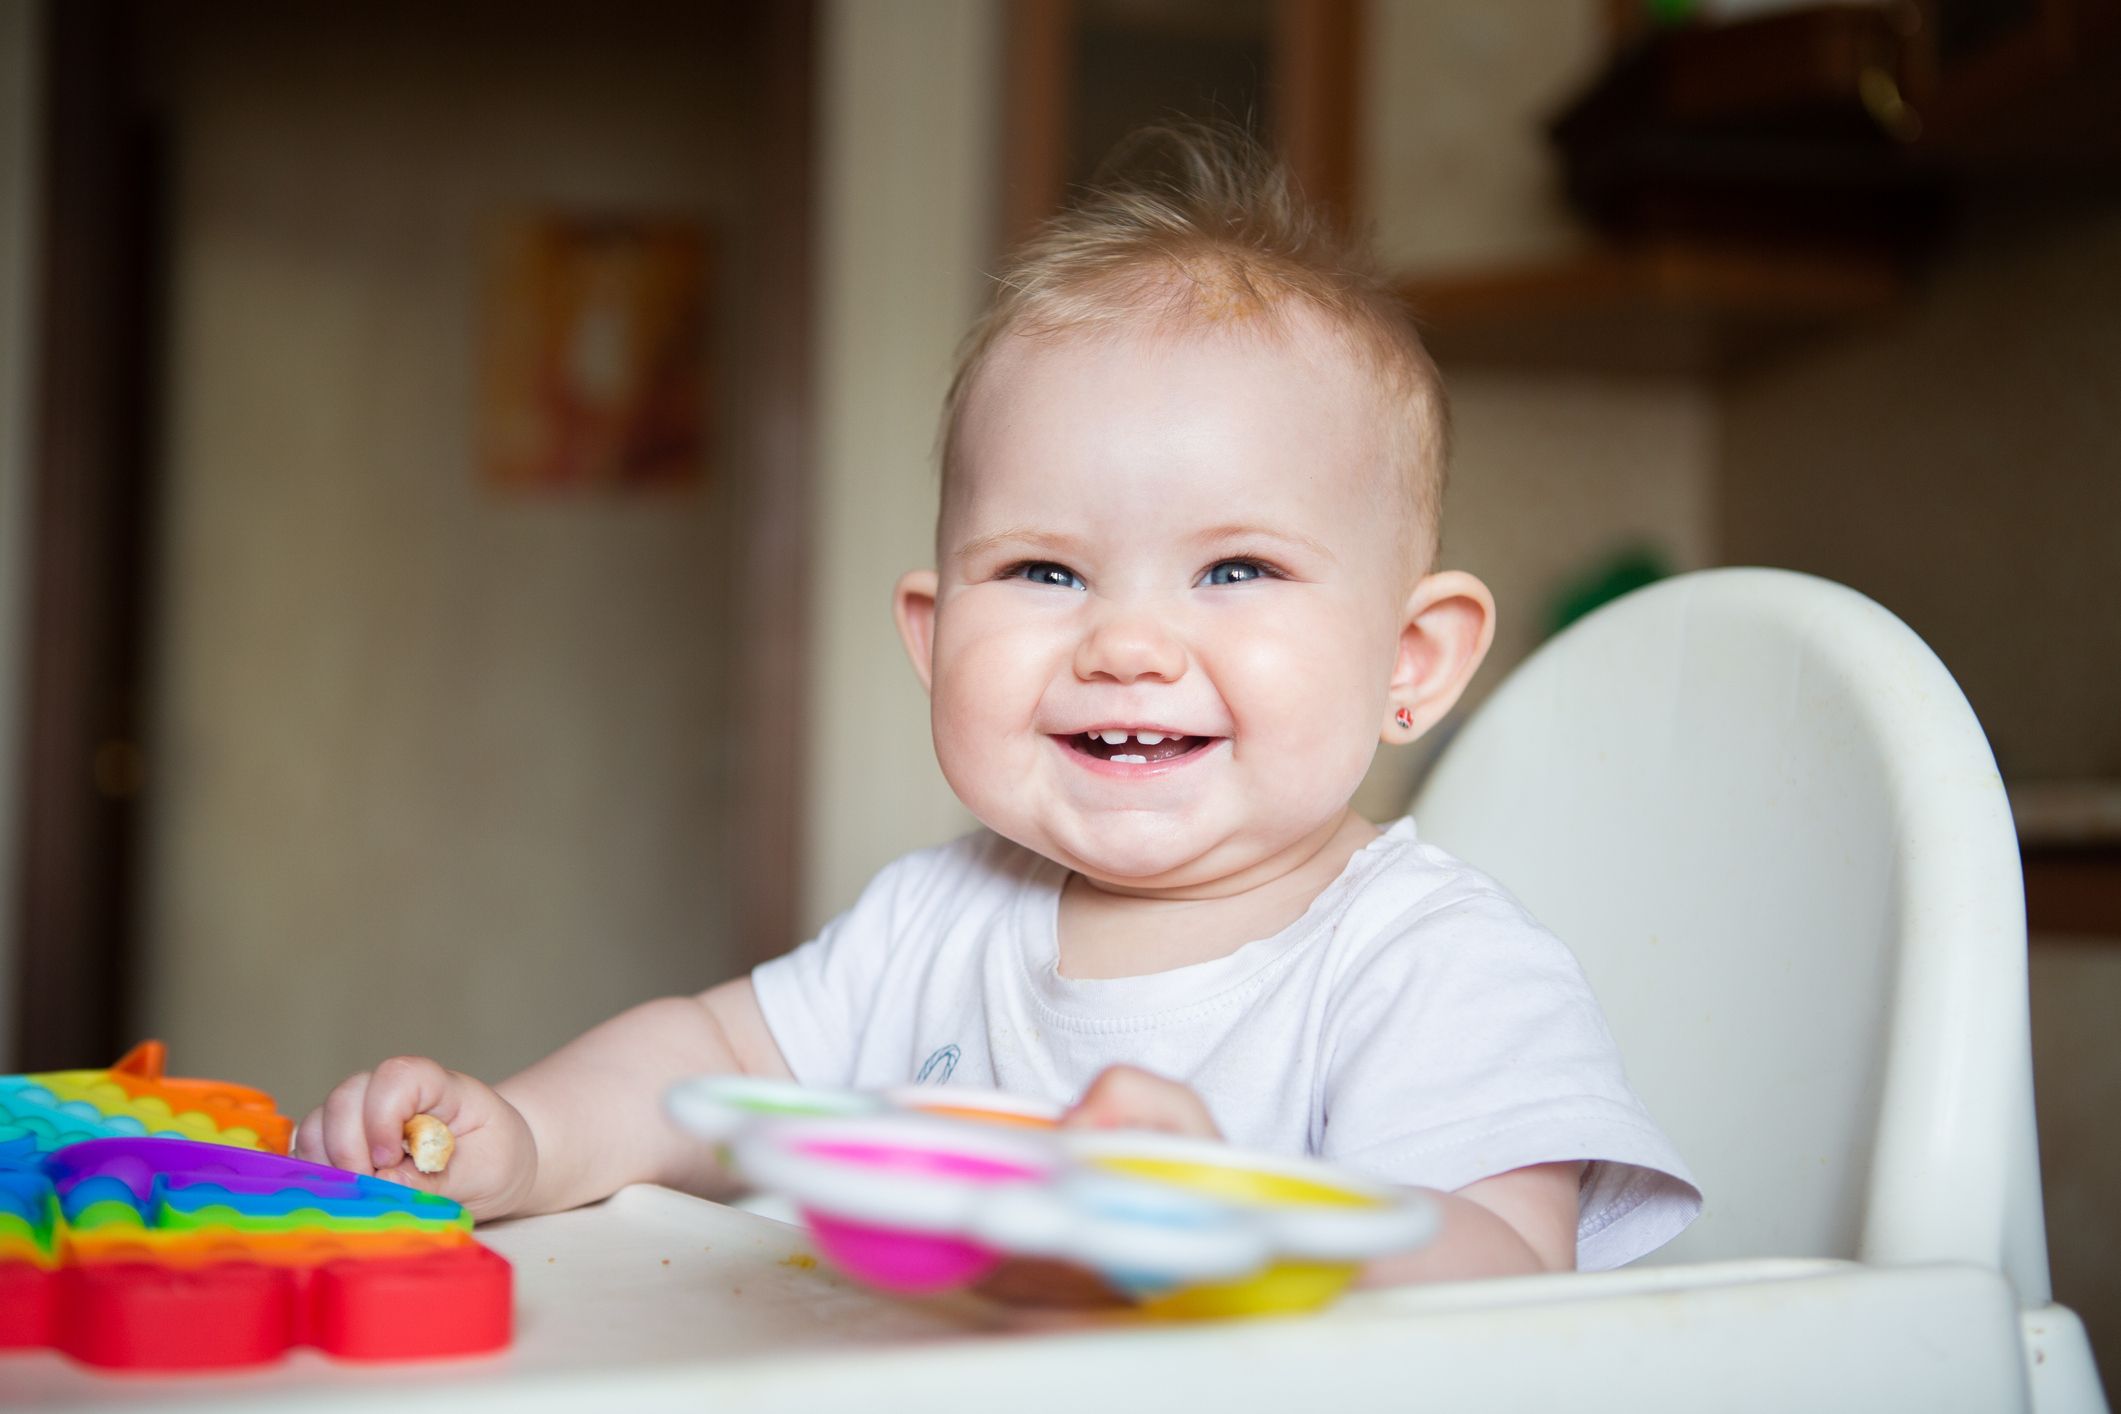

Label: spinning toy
[0,1043,511,1371]
[666,1075,1437,1318]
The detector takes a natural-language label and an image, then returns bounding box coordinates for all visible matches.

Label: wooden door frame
[730,0,817,969]
[999,0,1366,248]
[12,0,160,1070]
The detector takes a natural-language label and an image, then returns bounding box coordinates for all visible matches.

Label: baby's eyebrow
[1193,523,1336,563]
[952,527,1087,562]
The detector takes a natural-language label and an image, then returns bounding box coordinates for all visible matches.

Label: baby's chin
[1020,818,1255,895]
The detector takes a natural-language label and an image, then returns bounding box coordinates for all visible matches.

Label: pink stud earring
[1394,707,1414,731]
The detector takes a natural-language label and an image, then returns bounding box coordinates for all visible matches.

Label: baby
[299,129,1698,1287]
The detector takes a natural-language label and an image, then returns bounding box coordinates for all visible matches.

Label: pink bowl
[794,1139,1045,1184]
[804,1212,1002,1292]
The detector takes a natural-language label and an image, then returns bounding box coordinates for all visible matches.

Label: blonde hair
[940,124,1450,564]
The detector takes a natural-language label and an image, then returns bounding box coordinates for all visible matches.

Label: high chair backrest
[1410,568,2050,1303]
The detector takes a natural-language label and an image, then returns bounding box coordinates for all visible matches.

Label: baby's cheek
[1230,652,1383,799]
[937,603,1062,689]
[927,666,1041,823]
[1226,623,1377,728]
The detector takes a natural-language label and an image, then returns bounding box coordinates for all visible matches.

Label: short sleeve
[750,856,914,1086]
[1319,886,1701,1271]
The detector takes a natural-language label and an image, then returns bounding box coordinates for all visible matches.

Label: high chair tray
[4,1185,2048,1413]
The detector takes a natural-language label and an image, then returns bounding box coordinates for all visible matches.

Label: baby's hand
[293,1057,538,1222]
[972,1067,1220,1313]
[1060,1064,1222,1140]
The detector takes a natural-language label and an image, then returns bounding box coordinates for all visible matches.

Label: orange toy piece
[100,1042,294,1154]
[66,1223,477,1271]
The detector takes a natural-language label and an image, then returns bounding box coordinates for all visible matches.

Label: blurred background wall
[802,0,986,932]
[1722,201,2121,781]
[131,3,765,1106]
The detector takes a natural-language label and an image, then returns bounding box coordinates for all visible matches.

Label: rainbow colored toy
[0,1042,511,1371]
[666,1075,1437,1318]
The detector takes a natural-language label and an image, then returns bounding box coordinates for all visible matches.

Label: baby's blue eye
[1201,560,1269,586]
[1015,561,1086,590]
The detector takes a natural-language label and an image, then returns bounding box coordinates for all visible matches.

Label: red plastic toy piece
[0,1263,55,1351]
[311,1245,514,1360]
[59,1261,298,1371]
[24,1246,516,1370]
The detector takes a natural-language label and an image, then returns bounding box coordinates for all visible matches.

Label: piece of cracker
[403,1113,455,1174]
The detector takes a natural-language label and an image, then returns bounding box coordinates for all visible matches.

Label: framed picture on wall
[479,214,712,491]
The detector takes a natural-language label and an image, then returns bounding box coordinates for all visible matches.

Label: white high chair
[1412,567,2105,1412]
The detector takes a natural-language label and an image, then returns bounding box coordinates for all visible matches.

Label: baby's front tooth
[1097,730,1130,745]
[1134,732,1166,746]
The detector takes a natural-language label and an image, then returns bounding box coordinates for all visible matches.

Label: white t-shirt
[752,817,1700,1271]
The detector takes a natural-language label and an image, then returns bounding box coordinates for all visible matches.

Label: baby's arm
[1354,1162,1583,1285]
[294,977,790,1221]
[1061,1066,1582,1284]
[503,979,791,1214]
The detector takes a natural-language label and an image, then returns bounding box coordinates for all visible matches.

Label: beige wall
[1354,1,1719,818]
[2030,936,2121,1387]
[800,0,994,933]
[0,0,41,1065]
[1366,0,1603,276]
[141,1,1021,1087]
[140,7,753,1110]
[1721,198,2121,780]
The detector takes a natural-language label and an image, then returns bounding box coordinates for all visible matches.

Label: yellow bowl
[1090,1154,1380,1211]
[1138,1258,1360,1319]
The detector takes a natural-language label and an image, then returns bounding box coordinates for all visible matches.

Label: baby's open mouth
[1064,730,1214,765]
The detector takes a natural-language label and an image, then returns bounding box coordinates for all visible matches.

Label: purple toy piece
[39,1137,368,1202]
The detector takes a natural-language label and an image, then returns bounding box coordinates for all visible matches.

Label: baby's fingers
[1063,1065,1222,1139]
[360,1056,459,1174]
[306,1071,380,1175]
[291,1103,331,1166]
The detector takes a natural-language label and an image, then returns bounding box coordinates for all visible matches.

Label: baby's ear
[893,570,940,693]
[1384,570,1496,742]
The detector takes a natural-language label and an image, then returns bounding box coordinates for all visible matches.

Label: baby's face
[915,318,1419,894]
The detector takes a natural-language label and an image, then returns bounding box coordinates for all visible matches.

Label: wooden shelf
[2013,781,2121,939]
[1406,4,2121,379]
[2014,780,2121,852]
[1396,238,1905,378]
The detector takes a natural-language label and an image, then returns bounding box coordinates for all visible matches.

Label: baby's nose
[1073,608,1186,684]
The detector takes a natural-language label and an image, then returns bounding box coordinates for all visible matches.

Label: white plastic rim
[665,1074,882,1143]
[1062,1129,1439,1262]
[882,1085,1064,1125]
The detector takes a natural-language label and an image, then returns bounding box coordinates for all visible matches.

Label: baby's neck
[1054,810,1380,980]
